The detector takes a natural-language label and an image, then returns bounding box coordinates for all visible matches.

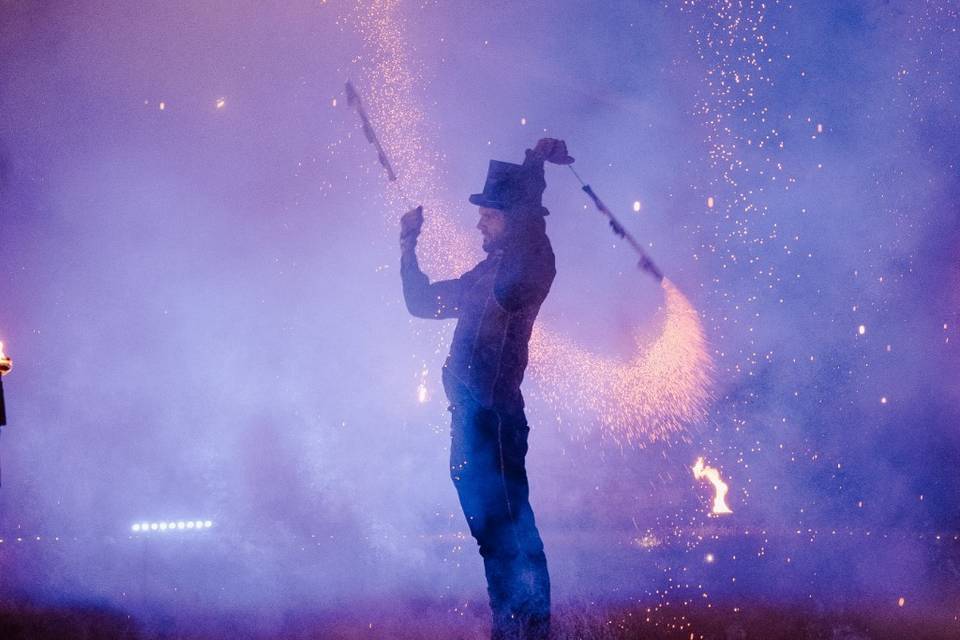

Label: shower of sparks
[354,0,713,441]
[692,456,733,515]
[352,0,471,279]
[529,278,712,445]
[417,365,429,403]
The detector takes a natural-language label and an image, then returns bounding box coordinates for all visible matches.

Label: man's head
[477,206,507,252]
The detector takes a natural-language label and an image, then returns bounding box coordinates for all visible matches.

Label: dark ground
[1,526,957,639]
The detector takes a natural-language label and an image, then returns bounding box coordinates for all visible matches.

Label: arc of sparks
[692,457,733,515]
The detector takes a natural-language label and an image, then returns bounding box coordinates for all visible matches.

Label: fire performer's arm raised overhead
[399,205,463,319]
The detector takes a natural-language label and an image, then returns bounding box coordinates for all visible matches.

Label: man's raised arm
[400,206,462,319]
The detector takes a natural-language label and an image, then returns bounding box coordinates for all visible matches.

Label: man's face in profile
[477,207,506,252]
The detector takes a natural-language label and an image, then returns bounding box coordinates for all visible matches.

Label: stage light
[130,519,215,534]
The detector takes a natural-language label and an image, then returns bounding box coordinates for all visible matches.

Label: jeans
[445,373,551,640]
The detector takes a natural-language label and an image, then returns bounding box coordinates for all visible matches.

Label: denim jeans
[445,373,551,640]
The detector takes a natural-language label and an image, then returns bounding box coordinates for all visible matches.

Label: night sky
[1,0,958,636]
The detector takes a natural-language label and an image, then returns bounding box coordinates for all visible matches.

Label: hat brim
[469,194,507,209]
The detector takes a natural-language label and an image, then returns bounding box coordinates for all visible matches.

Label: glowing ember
[633,200,641,212]
[706,196,714,208]
[634,533,661,549]
[215,97,226,109]
[0,341,11,376]
[898,596,905,607]
[692,456,733,515]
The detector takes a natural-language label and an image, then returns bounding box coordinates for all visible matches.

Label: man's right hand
[400,205,424,248]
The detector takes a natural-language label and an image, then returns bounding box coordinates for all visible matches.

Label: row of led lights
[132,520,213,533]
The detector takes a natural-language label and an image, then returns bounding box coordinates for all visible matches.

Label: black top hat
[469,159,546,213]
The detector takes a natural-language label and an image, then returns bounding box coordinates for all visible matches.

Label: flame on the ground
[692,457,733,515]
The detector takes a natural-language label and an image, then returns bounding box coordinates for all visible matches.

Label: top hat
[469,160,546,212]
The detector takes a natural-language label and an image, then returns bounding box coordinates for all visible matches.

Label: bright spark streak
[215,98,226,109]
[692,457,733,515]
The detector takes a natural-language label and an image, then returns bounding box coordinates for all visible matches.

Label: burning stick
[0,341,11,427]
[344,80,416,209]
[345,80,397,181]
[692,456,733,515]
[567,165,664,282]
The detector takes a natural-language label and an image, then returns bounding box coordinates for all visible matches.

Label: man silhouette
[400,139,573,639]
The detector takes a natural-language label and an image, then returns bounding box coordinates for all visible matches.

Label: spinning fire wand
[567,165,664,282]
[344,81,416,209]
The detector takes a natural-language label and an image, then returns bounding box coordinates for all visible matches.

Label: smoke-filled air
[1,2,958,639]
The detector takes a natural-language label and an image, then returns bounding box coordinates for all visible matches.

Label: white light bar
[131,520,214,533]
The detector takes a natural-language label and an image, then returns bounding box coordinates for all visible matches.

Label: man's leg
[449,401,550,639]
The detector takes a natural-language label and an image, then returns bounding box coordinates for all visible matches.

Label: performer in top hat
[399,138,573,640]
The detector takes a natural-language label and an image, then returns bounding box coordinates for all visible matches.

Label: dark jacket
[401,227,555,411]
